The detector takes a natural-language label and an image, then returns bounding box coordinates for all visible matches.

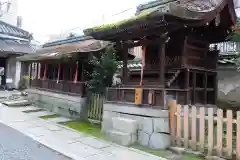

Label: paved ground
[0,90,166,160]
[0,123,71,160]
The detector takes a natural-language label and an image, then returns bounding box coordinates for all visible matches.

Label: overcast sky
[18,0,150,43]
[18,0,240,43]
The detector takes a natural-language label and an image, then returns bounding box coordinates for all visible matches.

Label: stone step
[112,117,138,134]
[2,99,31,107]
[105,129,137,146]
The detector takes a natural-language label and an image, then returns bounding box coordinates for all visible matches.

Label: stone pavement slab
[77,137,111,149]
[46,117,72,123]
[27,111,55,117]
[0,104,165,160]
[19,106,41,112]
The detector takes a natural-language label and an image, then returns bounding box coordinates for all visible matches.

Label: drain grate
[22,109,45,113]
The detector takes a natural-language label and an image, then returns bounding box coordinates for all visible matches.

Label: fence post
[184,105,189,148]
[226,110,233,158]
[216,108,223,157]
[207,108,214,156]
[191,106,197,150]
[176,104,182,146]
[237,111,240,160]
[169,99,176,144]
[199,107,205,152]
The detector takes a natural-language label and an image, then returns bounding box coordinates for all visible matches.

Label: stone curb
[168,147,205,158]
[168,147,227,160]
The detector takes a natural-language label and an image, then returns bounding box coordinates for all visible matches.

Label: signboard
[134,88,143,105]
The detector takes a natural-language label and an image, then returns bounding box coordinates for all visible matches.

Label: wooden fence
[88,93,104,122]
[169,100,240,159]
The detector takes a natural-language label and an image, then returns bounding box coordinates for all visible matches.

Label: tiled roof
[0,38,36,54]
[42,35,92,48]
[0,21,31,40]
[17,38,110,61]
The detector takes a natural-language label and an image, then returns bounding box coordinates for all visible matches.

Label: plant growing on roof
[85,45,120,94]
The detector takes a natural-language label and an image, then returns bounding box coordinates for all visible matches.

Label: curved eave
[84,0,236,41]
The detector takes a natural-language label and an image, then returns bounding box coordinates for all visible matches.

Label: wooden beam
[160,43,166,85]
[122,43,128,85]
[192,71,196,104]
[124,37,163,48]
[204,72,208,104]
[181,37,188,67]
[185,69,190,104]
[214,73,218,104]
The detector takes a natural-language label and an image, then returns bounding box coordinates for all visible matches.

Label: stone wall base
[26,88,88,120]
[102,102,171,149]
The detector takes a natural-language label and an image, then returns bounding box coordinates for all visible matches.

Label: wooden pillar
[181,37,187,67]
[160,42,166,85]
[36,62,39,79]
[29,63,32,87]
[122,43,128,85]
[214,73,218,104]
[192,71,196,104]
[81,62,84,81]
[204,72,208,104]
[185,69,190,104]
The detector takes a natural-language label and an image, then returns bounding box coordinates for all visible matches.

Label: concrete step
[112,117,138,134]
[105,129,137,146]
[2,99,32,107]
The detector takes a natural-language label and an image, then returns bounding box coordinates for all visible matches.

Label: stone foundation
[102,102,171,149]
[25,88,88,120]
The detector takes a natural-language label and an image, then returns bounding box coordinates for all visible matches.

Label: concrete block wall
[102,103,171,149]
[26,89,88,120]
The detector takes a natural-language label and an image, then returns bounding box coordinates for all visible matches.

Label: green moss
[85,5,160,33]
[39,114,60,119]
[64,120,104,139]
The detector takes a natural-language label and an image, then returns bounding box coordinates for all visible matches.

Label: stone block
[27,91,88,120]
[112,117,138,133]
[139,117,153,134]
[137,131,150,146]
[149,133,170,149]
[101,117,113,133]
[153,118,169,133]
[106,130,136,146]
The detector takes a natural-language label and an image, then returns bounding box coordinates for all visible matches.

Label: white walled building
[0,0,35,89]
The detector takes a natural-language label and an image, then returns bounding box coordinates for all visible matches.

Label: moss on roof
[84,4,164,35]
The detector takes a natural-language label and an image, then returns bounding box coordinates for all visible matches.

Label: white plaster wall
[6,55,21,88]
[218,68,240,104]
[14,60,21,88]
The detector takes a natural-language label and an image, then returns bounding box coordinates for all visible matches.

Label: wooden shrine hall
[84,0,237,107]
[18,36,110,97]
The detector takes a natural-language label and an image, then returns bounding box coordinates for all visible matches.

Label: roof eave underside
[84,0,236,41]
